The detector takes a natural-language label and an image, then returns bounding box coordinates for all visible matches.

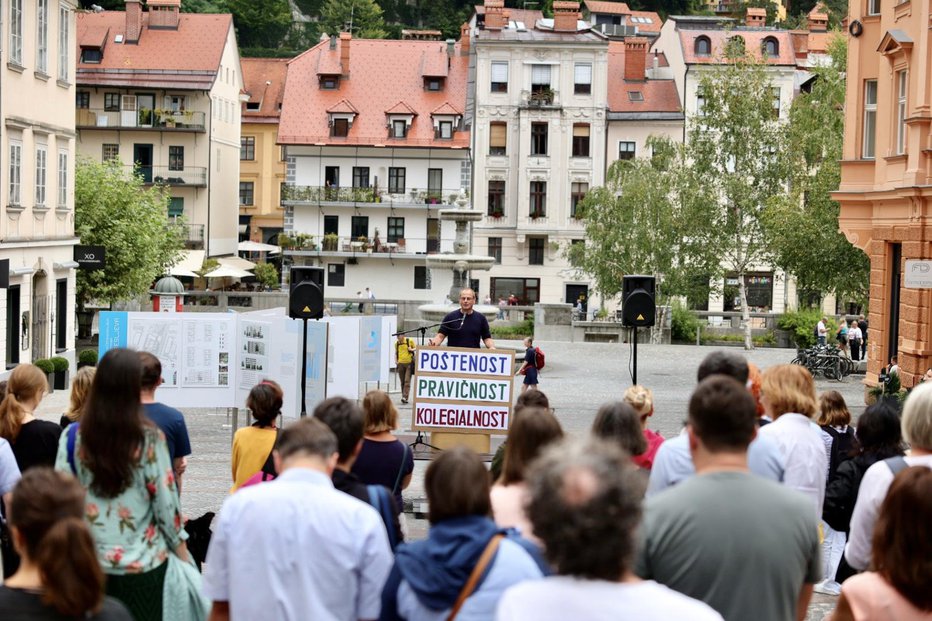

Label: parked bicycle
[791,344,855,380]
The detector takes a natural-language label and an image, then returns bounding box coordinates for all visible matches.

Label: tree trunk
[738,273,753,350]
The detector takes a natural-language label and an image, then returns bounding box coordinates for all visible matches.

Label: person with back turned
[429,288,495,349]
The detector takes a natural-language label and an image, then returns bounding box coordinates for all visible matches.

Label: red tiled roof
[79,25,109,48]
[327,99,359,114]
[420,50,449,77]
[385,101,419,115]
[76,11,232,89]
[242,58,288,121]
[584,0,630,14]
[606,42,681,113]
[679,29,796,65]
[628,11,661,33]
[279,38,469,148]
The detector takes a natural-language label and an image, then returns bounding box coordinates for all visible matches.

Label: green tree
[75,159,185,310]
[182,0,228,12]
[320,0,387,39]
[764,35,869,307]
[676,40,787,349]
[226,0,292,48]
[569,137,693,341]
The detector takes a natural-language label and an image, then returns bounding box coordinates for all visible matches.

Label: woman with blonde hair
[60,366,96,428]
[351,390,414,514]
[0,364,60,473]
[0,468,131,619]
[623,385,664,469]
[759,364,827,521]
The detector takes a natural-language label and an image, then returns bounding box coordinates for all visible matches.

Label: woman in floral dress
[56,348,189,621]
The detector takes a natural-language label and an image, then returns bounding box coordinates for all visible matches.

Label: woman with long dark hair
[0,468,131,619]
[54,348,188,621]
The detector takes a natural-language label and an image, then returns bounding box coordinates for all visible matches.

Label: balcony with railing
[75,108,207,131]
[130,165,207,187]
[284,235,452,257]
[281,185,467,208]
[171,222,205,249]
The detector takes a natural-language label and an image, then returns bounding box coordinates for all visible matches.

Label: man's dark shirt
[438,310,491,349]
[332,469,403,544]
[858,319,868,340]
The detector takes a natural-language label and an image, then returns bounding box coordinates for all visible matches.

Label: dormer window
[437,121,454,139]
[762,37,779,57]
[81,47,102,63]
[695,36,711,57]
[425,78,444,91]
[391,120,407,138]
[332,118,349,137]
[320,76,340,90]
[246,101,260,111]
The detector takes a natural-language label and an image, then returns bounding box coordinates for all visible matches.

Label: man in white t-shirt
[817,317,827,346]
[497,438,722,621]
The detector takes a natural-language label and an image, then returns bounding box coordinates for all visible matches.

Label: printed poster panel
[282,318,329,418]
[128,315,183,387]
[182,318,233,387]
[239,320,271,389]
[359,316,382,383]
[412,346,515,435]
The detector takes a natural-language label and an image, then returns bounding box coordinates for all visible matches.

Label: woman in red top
[623,385,664,470]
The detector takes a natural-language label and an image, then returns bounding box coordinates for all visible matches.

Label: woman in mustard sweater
[230,380,282,491]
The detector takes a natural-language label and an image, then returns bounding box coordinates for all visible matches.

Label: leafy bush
[253,262,279,289]
[50,356,69,372]
[490,316,534,339]
[671,304,700,342]
[79,349,98,366]
[777,308,831,348]
[34,359,54,373]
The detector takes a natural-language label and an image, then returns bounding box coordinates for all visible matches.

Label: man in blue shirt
[429,288,495,349]
[139,352,192,493]
[203,418,393,621]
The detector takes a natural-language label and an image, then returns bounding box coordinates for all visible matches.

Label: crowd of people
[0,347,930,621]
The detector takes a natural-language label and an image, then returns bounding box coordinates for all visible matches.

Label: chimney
[484,0,505,31]
[807,12,827,31]
[745,7,766,28]
[330,34,337,50]
[446,38,455,57]
[553,1,581,33]
[624,37,648,81]
[339,32,351,77]
[460,22,471,53]
[124,0,143,44]
[148,0,181,30]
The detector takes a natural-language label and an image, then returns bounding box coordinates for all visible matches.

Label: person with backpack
[314,396,403,550]
[517,337,542,394]
[230,380,282,492]
[815,391,858,595]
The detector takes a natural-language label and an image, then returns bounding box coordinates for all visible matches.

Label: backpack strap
[367,485,399,551]
[446,534,504,621]
[392,443,409,496]
[66,423,80,475]
[260,428,282,478]
[884,456,909,476]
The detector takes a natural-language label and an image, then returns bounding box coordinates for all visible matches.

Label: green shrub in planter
[50,356,70,390]
[34,358,54,373]
[78,349,98,367]
[50,356,69,372]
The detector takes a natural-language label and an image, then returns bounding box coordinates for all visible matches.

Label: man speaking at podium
[429,288,496,349]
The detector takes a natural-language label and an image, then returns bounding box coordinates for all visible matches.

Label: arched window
[695,36,711,57]
[762,37,779,57]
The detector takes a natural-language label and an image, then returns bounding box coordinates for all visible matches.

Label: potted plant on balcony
[50,356,70,390]
[278,233,295,250]
[529,88,555,105]
[357,235,371,252]
[323,233,339,251]
[489,208,504,219]
[34,359,55,393]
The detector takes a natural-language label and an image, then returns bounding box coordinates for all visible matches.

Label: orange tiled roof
[79,25,109,48]
[420,49,449,77]
[584,0,631,14]
[76,11,232,89]
[242,58,288,121]
[385,101,419,115]
[279,37,469,148]
[679,29,796,65]
[606,41,681,113]
[628,11,662,33]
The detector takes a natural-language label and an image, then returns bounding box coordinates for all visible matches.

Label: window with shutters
[572,124,590,157]
[531,64,551,93]
[489,122,507,155]
[491,61,508,92]
[574,63,592,94]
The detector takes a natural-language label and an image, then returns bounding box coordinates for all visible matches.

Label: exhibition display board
[411,346,515,434]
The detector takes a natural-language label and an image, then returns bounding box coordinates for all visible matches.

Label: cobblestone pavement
[37,340,859,620]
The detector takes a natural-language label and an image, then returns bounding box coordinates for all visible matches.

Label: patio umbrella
[217,256,256,271]
[238,240,281,254]
[168,249,206,278]
[204,265,253,279]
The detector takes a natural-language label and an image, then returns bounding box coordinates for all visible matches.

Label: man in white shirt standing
[817,317,827,346]
[204,418,393,621]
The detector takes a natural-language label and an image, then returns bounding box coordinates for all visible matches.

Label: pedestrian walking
[498,438,723,621]
[394,333,415,404]
[55,348,190,621]
[516,337,539,393]
[0,468,132,620]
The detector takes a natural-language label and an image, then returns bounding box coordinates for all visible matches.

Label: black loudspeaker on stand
[289,267,325,416]
[621,275,656,385]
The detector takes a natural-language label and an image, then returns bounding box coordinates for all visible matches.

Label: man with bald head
[429,288,495,349]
